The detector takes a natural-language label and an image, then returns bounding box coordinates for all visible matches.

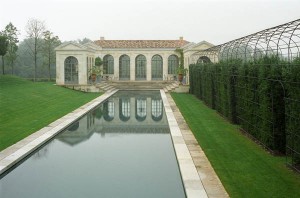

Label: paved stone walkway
[166,93,229,198]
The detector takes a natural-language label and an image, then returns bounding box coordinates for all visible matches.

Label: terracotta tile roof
[94,40,190,48]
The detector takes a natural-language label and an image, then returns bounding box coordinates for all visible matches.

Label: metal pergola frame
[192,19,300,63]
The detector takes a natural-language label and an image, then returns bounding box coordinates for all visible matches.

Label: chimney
[179,36,183,40]
[100,37,105,40]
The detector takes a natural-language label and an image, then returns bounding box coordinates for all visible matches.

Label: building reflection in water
[57,91,169,146]
[136,98,146,121]
[119,98,130,121]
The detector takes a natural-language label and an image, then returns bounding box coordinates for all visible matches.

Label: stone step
[103,85,114,90]
[100,81,178,90]
[172,82,179,87]
[106,87,118,93]
[169,84,176,89]
[166,86,173,91]
[97,83,109,88]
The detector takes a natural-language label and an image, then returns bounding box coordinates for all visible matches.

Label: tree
[14,38,43,78]
[0,35,8,75]
[25,18,46,81]
[43,30,61,80]
[2,22,19,74]
[95,56,103,66]
[77,37,92,44]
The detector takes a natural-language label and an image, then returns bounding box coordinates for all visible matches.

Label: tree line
[0,18,92,81]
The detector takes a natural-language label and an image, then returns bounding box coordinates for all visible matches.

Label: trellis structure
[189,19,300,172]
[192,19,300,62]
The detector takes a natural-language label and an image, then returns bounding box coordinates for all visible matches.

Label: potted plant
[95,56,103,67]
[177,65,188,84]
[89,57,103,83]
[89,65,102,82]
[175,48,188,84]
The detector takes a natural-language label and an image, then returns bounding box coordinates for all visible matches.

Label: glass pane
[104,55,114,74]
[136,55,146,80]
[151,55,163,80]
[168,55,179,74]
[119,55,130,80]
[64,56,78,84]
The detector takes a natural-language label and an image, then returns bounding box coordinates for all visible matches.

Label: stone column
[83,55,88,85]
[113,54,119,81]
[146,54,152,81]
[78,54,87,85]
[162,54,168,81]
[130,54,136,81]
[185,56,189,84]
[56,54,64,85]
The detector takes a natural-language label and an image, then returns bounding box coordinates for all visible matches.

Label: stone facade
[55,37,214,85]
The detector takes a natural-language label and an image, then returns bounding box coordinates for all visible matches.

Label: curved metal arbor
[194,19,300,62]
[190,19,300,172]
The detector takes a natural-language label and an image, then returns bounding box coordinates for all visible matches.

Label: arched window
[197,56,211,64]
[168,55,179,74]
[136,98,146,121]
[135,55,146,80]
[119,55,130,80]
[151,55,163,80]
[64,56,78,84]
[119,98,130,121]
[151,99,163,121]
[103,55,114,74]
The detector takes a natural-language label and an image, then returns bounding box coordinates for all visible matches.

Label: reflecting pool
[0,91,186,198]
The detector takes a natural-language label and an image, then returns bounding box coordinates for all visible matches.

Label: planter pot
[91,74,97,82]
[178,74,183,84]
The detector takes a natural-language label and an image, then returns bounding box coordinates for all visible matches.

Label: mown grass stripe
[0,75,101,151]
[171,92,300,198]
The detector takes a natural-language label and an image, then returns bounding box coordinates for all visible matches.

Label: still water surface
[0,91,186,198]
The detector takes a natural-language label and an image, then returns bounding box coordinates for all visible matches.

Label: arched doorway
[119,55,130,80]
[103,55,114,75]
[64,56,78,84]
[151,55,163,80]
[168,55,179,75]
[135,55,146,80]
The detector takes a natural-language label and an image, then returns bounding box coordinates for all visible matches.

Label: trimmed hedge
[189,56,300,168]
[285,57,300,166]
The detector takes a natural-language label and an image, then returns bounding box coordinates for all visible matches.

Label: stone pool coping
[161,90,229,198]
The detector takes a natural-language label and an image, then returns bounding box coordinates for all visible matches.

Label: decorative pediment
[55,42,96,52]
[186,40,214,52]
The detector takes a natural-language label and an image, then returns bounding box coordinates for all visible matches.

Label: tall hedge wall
[285,57,300,167]
[189,56,300,168]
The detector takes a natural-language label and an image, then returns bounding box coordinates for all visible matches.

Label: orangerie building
[55,37,213,85]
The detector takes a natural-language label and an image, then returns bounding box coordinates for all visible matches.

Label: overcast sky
[1,0,299,45]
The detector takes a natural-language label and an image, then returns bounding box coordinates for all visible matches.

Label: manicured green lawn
[171,93,300,198]
[0,75,101,151]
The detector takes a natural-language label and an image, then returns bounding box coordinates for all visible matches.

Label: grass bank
[171,93,300,198]
[0,75,101,151]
